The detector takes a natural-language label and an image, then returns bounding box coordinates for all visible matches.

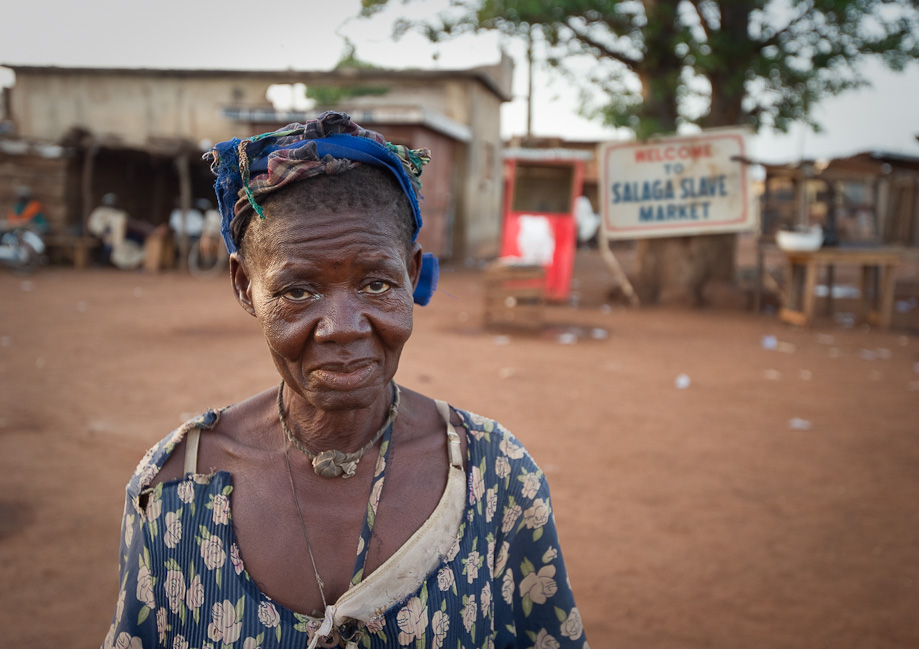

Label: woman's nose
[313,292,371,343]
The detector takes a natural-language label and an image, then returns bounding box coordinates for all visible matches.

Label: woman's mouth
[310,362,376,390]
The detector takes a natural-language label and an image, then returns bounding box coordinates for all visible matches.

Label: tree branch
[685,0,712,39]
[760,4,813,49]
[563,17,642,68]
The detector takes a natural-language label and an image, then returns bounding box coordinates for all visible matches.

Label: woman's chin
[294,373,391,412]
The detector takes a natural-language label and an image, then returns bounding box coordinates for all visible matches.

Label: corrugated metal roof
[0,63,514,101]
[224,105,472,142]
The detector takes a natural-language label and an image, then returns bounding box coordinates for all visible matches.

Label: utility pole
[526,25,534,142]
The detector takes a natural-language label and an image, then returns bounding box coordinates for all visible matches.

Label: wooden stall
[758,152,919,326]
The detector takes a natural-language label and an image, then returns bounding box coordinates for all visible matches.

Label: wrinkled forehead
[242,195,411,269]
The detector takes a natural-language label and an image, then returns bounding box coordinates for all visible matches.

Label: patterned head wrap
[205,111,438,306]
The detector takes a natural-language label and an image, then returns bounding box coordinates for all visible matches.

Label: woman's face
[231,202,421,412]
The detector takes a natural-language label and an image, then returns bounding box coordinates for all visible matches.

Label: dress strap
[435,399,463,469]
[184,428,201,475]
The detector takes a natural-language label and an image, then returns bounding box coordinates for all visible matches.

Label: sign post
[599,128,757,240]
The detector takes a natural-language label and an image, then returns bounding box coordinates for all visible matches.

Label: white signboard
[599,128,757,239]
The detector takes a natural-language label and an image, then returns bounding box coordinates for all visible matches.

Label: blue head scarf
[205,111,438,306]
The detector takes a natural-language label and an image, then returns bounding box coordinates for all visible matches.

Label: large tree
[361,0,919,305]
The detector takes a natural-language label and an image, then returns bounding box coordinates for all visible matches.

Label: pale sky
[2,0,917,164]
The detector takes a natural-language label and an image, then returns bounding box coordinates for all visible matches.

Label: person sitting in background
[5,187,49,233]
[87,193,145,269]
[168,198,206,240]
[575,196,599,248]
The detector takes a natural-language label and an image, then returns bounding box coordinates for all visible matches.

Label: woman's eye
[282,288,313,302]
[363,281,392,295]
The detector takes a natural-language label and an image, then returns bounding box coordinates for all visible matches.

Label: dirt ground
[2,245,919,648]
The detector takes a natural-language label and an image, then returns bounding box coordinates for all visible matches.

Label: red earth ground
[1,243,918,648]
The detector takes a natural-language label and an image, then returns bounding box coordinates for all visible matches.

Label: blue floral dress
[103,405,588,649]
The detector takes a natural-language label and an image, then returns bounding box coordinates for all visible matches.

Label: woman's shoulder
[452,407,539,470]
[128,410,222,499]
[134,386,278,494]
[453,407,521,445]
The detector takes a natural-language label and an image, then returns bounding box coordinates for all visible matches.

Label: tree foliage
[305,43,390,108]
[361,0,919,137]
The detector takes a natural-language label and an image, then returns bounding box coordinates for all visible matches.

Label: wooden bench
[44,234,101,269]
[483,262,546,330]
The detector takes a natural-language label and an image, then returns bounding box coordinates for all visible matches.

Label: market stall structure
[0,59,514,266]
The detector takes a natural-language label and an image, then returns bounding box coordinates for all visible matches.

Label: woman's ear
[407,242,423,290]
[230,253,257,317]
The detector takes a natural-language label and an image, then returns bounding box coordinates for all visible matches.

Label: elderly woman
[103,112,586,649]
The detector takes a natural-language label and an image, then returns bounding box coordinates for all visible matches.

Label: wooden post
[802,258,818,328]
[598,220,640,307]
[175,152,191,271]
[81,143,100,234]
[784,256,800,312]
[797,174,808,228]
[879,262,898,330]
[526,27,534,142]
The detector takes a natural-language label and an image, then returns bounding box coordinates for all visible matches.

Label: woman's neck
[281,383,394,453]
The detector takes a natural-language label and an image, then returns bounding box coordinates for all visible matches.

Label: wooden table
[780,246,904,329]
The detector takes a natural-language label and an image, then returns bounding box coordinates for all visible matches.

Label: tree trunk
[636,234,738,307]
[635,0,682,138]
[632,0,754,307]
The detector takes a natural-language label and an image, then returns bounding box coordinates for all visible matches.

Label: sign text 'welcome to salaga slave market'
[598,128,757,239]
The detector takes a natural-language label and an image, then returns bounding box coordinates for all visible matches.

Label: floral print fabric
[103,407,588,649]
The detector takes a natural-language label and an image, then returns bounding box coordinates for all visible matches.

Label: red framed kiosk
[499,153,585,301]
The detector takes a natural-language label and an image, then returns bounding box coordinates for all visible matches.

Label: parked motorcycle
[0,228,45,272]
